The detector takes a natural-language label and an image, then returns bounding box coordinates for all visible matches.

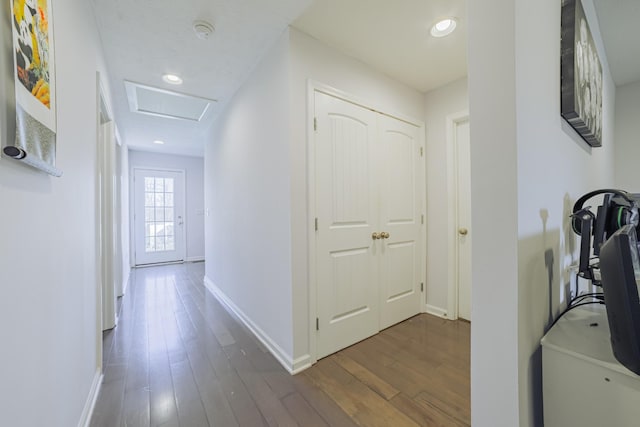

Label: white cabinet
[541,305,640,427]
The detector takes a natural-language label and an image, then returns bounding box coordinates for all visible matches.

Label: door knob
[372,232,382,240]
[458,228,468,236]
[381,232,390,239]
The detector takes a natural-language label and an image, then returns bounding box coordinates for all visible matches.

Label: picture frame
[561,0,603,147]
[5,0,61,176]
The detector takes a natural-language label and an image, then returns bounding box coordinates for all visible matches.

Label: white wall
[424,78,469,314]
[469,0,616,425]
[516,0,615,425]
[288,28,426,362]
[205,30,295,361]
[468,1,520,424]
[0,0,112,425]
[614,79,640,190]
[129,150,205,262]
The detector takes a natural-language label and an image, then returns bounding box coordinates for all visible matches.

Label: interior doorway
[447,111,471,321]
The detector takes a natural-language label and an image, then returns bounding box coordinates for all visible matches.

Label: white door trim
[446,110,470,320]
[307,80,426,364]
[131,167,187,266]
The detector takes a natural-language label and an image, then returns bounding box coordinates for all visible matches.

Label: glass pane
[165,223,174,236]
[165,235,175,250]
[165,208,174,221]
[145,207,154,222]
[144,177,155,192]
[165,193,174,207]
[146,237,155,252]
[156,237,165,251]
[154,222,165,237]
[145,193,154,207]
[154,177,164,192]
[154,207,165,222]
[165,178,174,193]
[155,193,165,207]
[145,222,153,239]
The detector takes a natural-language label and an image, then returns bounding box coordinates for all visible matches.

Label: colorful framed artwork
[5,0,61,176]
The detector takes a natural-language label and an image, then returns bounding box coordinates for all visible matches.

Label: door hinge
[421,282,424,292]
[314,117,318,131]
[421,214,424,225]
[316,317,319,331]
[420,147,424,157]
[315,217,318,231]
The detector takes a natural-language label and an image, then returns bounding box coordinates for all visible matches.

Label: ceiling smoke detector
[193,20,215,40]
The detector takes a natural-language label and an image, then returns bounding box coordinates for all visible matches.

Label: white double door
[315,91,424,359]
[133,169,185,265]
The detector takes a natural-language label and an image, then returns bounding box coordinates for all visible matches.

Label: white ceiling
[593,0,640,86]
[91,0,313,157]
[292,0,467,93]
[90,0,639,158]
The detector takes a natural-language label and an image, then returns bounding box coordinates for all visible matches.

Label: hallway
[90,263,470,426]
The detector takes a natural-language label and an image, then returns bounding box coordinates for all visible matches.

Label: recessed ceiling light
[430,18,457,38]
[162,74,183,85]
[153,140,165,145]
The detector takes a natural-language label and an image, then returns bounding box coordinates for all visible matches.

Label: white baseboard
[425,304,449,319]
[186,256,205,262]
[203,276,302,374]
[78,369,102,427]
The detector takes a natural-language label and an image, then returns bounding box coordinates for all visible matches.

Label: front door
[133,169,185,266]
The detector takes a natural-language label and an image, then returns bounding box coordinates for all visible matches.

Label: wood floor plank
[304,358,420,427]
[292,374,359,427]
[331,352,400,400]
[91,263,470,427]
[390,392,469,427]
[281,392,329,427]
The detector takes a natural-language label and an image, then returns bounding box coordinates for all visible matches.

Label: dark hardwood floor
[90,263,470,427]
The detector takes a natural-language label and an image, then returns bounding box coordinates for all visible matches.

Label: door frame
[446,110,470,320]
[95,72,118,371]
[130,167,187,266]
[307,80,427,363]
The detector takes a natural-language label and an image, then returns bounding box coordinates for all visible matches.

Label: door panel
[377,114,423,329]
[315,92,379,359]
[134,169,185,265]
[456,119,472,321]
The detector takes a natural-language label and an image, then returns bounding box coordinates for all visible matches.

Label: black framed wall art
[561,0,603,147]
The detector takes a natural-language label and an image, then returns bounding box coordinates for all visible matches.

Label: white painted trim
[186,256,205,262]
[425,304,449,319]
[307,80,427,362]
[308,80,424,127]
[203,276,306,374]
[306,82,318,366]
[77,369,102,427]
[446,110,470,321]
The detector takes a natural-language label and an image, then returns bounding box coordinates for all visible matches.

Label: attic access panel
[124,80,216,122]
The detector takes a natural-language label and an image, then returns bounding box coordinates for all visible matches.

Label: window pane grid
[143,176,176,253]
